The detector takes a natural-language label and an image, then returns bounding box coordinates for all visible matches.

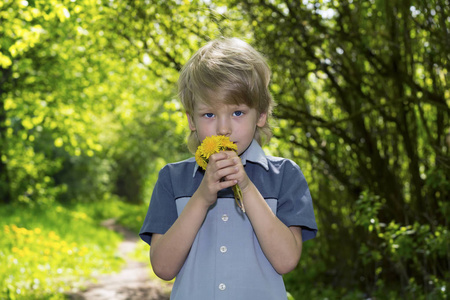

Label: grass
[4,196,444,300]
[0,198,136,300]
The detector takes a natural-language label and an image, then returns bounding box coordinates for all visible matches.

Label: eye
[204,113,215,118]
[233,111,244,117]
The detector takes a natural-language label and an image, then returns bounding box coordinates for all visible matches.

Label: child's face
[187,101,267,155]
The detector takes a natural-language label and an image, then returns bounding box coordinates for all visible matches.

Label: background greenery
[0,0,448,299]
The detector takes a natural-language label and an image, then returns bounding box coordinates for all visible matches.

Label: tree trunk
[0,67,12,204]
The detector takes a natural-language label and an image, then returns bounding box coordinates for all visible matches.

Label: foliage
[0,0,449,299]
[354,191,449,299]
[0,0,190,205]
[222,0,449,297]
[0,201,123,299]
[0,0,111,204]
[72,195,148,234]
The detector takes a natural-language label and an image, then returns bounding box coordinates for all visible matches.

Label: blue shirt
[140,140,318,300]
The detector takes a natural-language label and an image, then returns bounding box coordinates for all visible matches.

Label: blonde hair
[178,37,275,154]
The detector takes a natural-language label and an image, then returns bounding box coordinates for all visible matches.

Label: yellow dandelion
[48,231,60,240]
[218,136,237,151]
[20,227,30,235]
[196,144,204,158]
[195,135,245,212]
[79,246,89,256]
[195,150,208,170]
[200,136,222,158]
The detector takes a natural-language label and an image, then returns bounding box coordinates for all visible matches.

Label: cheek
[196,126,214,140]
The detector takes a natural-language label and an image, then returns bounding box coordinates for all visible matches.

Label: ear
[256,112,267,128]
[186,113,196,131]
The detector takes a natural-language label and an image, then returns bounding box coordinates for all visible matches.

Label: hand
[195,151,244,206]
[220,151,252,192]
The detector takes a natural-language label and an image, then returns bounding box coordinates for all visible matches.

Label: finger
[214,166,238,182]
[217,179,238,190]
[222,151,238,159]
[222,167,243,182]
[214,158,237,170]
[209,152,228,162]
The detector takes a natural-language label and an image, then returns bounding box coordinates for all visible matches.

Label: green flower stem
[233,185,245,213]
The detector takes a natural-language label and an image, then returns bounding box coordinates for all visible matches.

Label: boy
[140,37,318,299]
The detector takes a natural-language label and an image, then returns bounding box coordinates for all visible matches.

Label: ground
[68,219,172,300]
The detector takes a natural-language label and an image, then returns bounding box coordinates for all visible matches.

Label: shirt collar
[192,139,269,177]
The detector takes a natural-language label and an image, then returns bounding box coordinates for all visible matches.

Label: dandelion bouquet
[195,135,245,212]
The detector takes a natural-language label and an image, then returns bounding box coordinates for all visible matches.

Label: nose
[217,117,231,136]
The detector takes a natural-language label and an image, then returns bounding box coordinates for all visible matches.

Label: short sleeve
[139,165,178,245]
[276,160,318,242]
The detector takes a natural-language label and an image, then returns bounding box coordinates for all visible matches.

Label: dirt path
[68,219,172,300]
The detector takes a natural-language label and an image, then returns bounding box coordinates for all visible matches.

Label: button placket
[217,208,229,295]
[219,214,228,253]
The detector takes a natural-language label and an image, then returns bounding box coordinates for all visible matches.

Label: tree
[1,0,448,297]
[0,0,158,204]
[227,0,449,297]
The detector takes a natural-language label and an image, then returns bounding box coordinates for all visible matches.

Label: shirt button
[218,283,226,291]
[220,246,227,253]
[221,214,229,222]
